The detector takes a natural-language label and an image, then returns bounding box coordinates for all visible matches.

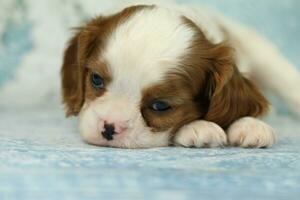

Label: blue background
[0,0,300,86]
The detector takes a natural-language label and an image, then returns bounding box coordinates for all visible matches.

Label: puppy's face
[61,5,268,148]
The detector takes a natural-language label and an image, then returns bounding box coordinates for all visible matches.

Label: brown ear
[203,44,269,128]
[61,26,100,116]
[61,32,84,116]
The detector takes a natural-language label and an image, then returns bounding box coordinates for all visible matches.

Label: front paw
[174,120,227,148]
[227,117,276,148]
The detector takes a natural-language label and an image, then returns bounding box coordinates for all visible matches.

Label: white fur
[174,120,227,148]
[79,97,170,149]
[78,3,299,148]
[103,6,195,90]
[79,7,195,148]
[227,117,276,148]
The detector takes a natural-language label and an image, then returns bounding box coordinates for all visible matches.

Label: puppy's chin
[78,103,171,149]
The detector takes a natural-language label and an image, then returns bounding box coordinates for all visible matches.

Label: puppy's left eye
[91,73,104,90]
[149,100,171,112]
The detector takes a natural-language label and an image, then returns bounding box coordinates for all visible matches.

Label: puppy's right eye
[91,73,104,90]
[149,100,171,112]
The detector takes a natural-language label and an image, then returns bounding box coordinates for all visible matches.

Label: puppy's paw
[174,120,227,148]
[227,117,276,148]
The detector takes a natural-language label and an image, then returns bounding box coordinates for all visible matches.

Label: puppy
[61,3,300,148]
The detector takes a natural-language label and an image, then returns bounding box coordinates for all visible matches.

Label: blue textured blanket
[0,109,299,200]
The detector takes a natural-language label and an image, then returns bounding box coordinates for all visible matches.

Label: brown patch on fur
[181,17,269,129]
[61,5,153,116]
[204,68,269,128]
[84,59,112,102]
[61,34,84,116]
[141,75,201,133]
[140,16,268,134]
[141,18,268,134]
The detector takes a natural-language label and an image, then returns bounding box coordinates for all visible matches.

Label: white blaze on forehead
[102,7,195,97]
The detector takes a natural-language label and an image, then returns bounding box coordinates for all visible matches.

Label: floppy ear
[61,27,99,116]
[61,32,84,116]
[203,44,269,128]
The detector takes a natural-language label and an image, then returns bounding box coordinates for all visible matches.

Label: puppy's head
[61,5,268,148]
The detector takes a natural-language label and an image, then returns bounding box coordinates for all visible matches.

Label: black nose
[101,123,115,141]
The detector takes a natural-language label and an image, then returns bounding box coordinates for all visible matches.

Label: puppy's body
[61,3,300,148]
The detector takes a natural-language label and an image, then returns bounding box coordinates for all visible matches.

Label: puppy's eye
[91,73,104,89]
[149,100,171,112]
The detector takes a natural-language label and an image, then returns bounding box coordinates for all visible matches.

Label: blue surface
[0,109,300,200]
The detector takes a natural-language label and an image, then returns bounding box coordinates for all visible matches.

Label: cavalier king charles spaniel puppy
[61,3,300,148]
